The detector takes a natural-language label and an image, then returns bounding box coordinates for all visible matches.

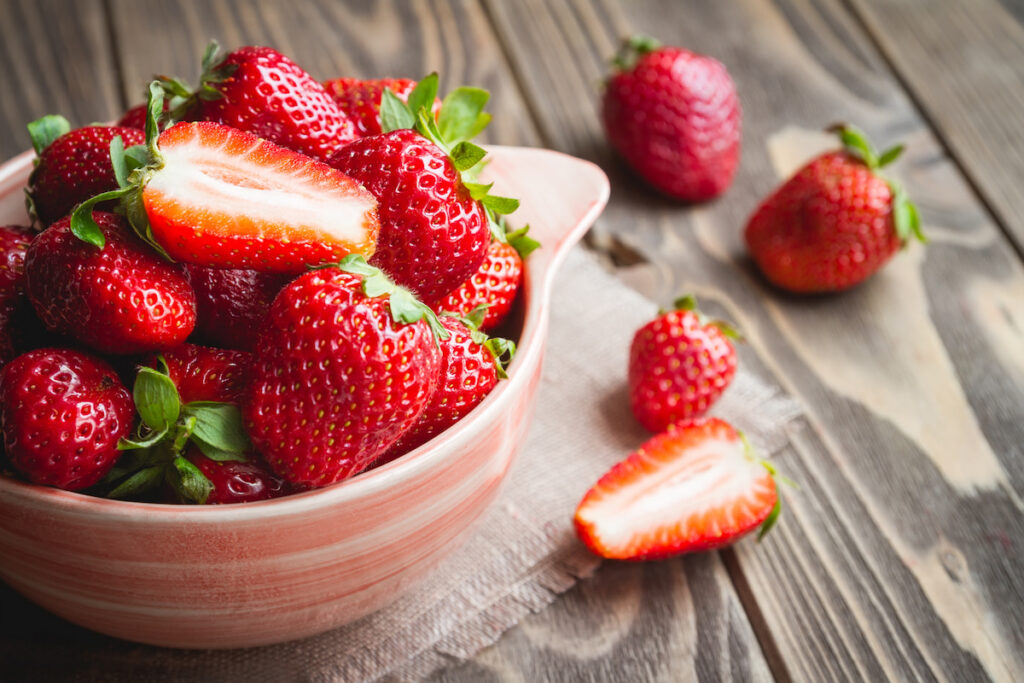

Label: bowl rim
[0,145,610,522]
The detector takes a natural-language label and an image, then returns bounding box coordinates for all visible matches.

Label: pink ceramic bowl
[0,145,608,648]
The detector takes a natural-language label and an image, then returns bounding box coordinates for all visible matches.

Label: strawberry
[324,77,441,137]
[186,265,291,350]
[745,125,924,293]
[184,447,289,504]
[433,221,538,331]
[574,418,780,560]
[24,211,195,354]
[25,115,145,226]
[602,36,741,202]
[147,344,251,405]
[377,310,514,465]
[0,225,34,368]
[164,43,356,162]
[629,295,739,433]
[117,103,149,130]
[72,84,380,273]
[329,74,520,305]
[244,255,445,487]
[0,348,134,490]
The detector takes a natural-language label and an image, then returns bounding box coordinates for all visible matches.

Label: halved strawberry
[574,418,779,560]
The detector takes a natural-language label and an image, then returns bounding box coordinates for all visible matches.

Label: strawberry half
[574,418,779,560]
[70,83,380,273]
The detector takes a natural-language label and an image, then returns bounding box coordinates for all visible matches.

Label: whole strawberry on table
[0,43,528,504]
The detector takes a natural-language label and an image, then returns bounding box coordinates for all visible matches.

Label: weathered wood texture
[846,0,1024,254]
[486,0,1024,681]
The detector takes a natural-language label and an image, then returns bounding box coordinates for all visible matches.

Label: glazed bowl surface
[0,145,609,648]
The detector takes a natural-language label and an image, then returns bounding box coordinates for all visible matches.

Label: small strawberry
[147,344,251,405]
[186,265,291,350]
[25,115,145,226]
[329,74,519,305]
[377,309,514,465]
[602,36,741,202]
[244,255,445,487]
[117,98,173,130]
[574,418,780,560]
[745,125,924,293]
[24,211,196,354]
[0,348,134,490]
[71,84,381,273]
[628,295,739,433]
[163,43,356,162]
[0,225,34,368]
[324,77,441,137]
[433,221,538,331]
[184,447,289,504]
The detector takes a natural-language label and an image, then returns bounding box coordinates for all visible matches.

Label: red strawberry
[24,211,196,354]
[0,348,134,490]
[148,344,251,405]
[574,418,779,560]
[25,116,145,226]
[745,125,924,293]
[602,36,741,202]
[433,222,537,331]
[324,77,441,137]
[184,448,288,504]
[628,296,738,433]
[377,313,513,464]
[186,265,291,350]
[117,104,149,130]
[190,45,356,161]
[0,225,34,367]
[244,255,444,487]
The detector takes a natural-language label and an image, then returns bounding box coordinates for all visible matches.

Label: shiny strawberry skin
[603,46,740,201]
[433,239,522,331]
[629,307,736,432]
[199,46,356,162]
[745,151,901,292]
[147,343,251,405]
[329,129,489,305]
[0,226,34,368]
[28,126,146,225]
[24,212,196,354]
[0,348,134,490]
[378,316,498,464]
[574,418,777,560]
[185,448,288,504]
[244,267,441,487]
[117,104,148,130]
[142,121,380,272]
[186,265,291,350]
[324,78,442,137]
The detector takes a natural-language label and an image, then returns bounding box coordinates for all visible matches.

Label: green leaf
[830,123,878,168]
[124,144,150,171]
[118,427,169,451]
[450,141,487,172]
[69,188,130,249]
[463,182,493,201]
[612,34,662,70]
[877,144,905,168]
[890,181,926,245]
[380,88,415,133]
[674,294,698,312]
[159,76,193,99]
[110,136,128,188]
[200,40,223,73]
[484,337,516,380]
[406,72,439,118]
[134,366,181,432]
[506,225,540,260]
[464,304,489,330]
[183,402,251,457]
[438,87,490,143]
[757,494,782,541]
[170,455,213,504]
[27,115,71,155]
[145,81,165,157]
[107,465,164,499]
[481,194,519,215]
[192,440,249,463]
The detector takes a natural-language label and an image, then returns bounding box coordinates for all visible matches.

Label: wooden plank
[0,0,122,159]
[845,0,1024,254]
[485,0,1024,680]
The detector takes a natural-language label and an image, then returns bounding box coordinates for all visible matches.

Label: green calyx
[828,124,926,247]
[442,305,517,379]
[611,34,661,71]
[336,254,451,344]
[669,294,744,342]
[155,41,237,123]
[27,114,72,156]
[737,431,793,542]
[379,73,519,242]
[103,355,252,504]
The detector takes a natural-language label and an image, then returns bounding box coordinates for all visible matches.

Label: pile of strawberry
[0,44,535,504]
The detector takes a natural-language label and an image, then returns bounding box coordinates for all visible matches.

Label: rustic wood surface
[0,1,1021,681]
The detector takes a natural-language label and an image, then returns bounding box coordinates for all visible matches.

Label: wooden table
[1,1,1022,680]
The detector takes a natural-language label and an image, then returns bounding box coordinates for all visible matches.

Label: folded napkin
[0,246,802,681]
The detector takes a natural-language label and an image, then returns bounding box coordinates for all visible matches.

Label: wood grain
[486,0,1024,680]
[845,0,1024,254]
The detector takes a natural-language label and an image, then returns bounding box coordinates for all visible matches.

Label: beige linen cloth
[0,247,802,681]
